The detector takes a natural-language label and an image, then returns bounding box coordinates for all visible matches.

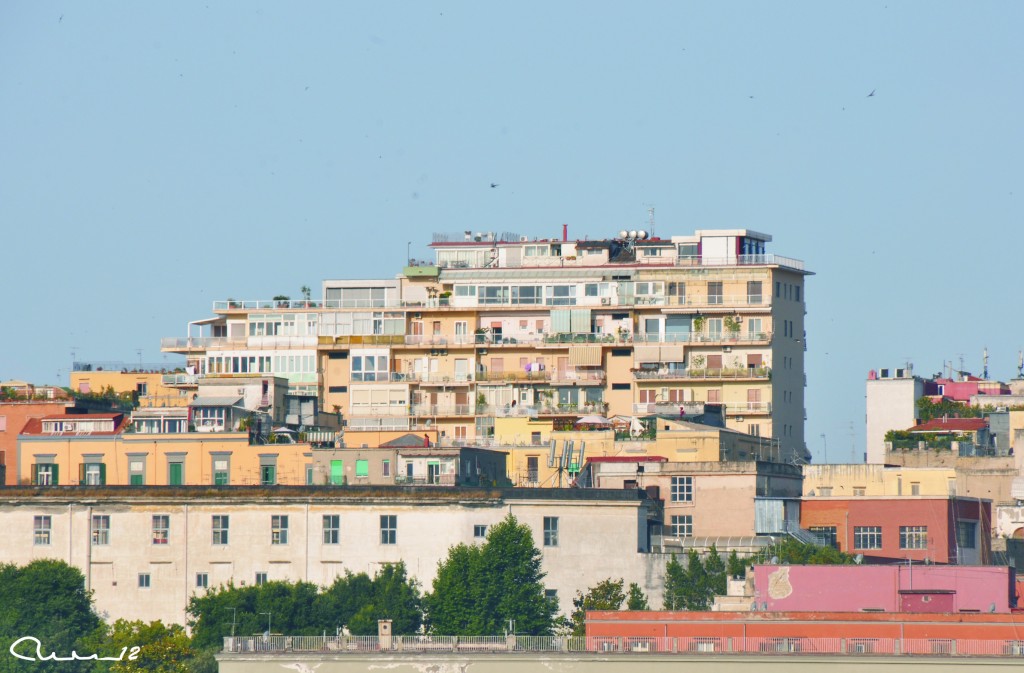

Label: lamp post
[260,611,272,636]
[407,241,411,265]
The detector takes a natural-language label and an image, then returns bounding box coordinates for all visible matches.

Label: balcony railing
[676,253,806,272]
[161,373,198,386]
[161,336,243,350]
[634,367,771,381]
[633,331,772,344]
[411,405,475,416]
[664,294,767,308]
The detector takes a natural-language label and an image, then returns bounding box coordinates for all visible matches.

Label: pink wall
[753,565,1013,613]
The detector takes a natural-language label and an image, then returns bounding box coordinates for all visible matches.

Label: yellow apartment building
[162,227,811,462]
[802,463,957,498]
[70,366,192,408]
[16,413,313,486]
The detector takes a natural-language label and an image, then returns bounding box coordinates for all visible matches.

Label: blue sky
[2,2,1021,462]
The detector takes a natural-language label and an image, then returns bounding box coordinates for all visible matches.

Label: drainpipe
[86,505,92,592]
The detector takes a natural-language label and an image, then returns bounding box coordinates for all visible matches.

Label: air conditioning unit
[64,422,76,431]
[601,297,611,305]
[520,235,529,242]
[413,312,422,319]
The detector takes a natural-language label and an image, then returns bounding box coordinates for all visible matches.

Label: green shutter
[31,464,37,485]
[130,474,144,486]
[356,460,369,477]
[331,460,344,485]
[99,463,106,486]
[52,464,59,486]
[169,463,183,485]
[79,463,86,485]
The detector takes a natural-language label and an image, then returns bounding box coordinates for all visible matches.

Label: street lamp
[407,241,411,265]
[259,611,272,637]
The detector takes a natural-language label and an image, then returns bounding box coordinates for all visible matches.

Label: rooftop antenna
[958,353,965,380]
[1018,351,1023,379]
[848,421,857,463]
[647,205,655,239]
[983,347,989,380]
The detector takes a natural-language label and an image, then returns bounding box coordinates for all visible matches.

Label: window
[152,515,169,545]
[91,515,110,546]
[80,462,106,486]
[474,525,487,538]
[671,476,694,502]
[196,573,208,589]
[330,460,344,485]
[900,526,928,550]
[380,515,397,545]
[747,281,762,304]
[611,383,630,391]
[818,486,832,496]
[255,572,268,586]
[351,355,389,382]
[809,526,838,549]
[543,517,559,547]
[138,573,151,589]
[382,460,391,478]
[957,521,977,549]
[854,526,882,550]
[323,515,340,544]
[670,515,693,537]
[852,487,866,497]
[748,424,761,437]
[910,482,920,496]
[260,464,277,485]
[356,459,369,478]
[545,589,558,604]
[271,515,289,544]
[212,515,229,545]
[136,382,148,396]
[33,516,51,545]
[707,282,723,305]
[34,463,57,486]
[168,462,184,486]
[212,457,230,485]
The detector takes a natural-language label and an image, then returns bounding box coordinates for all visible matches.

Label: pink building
[752,564,1014,613]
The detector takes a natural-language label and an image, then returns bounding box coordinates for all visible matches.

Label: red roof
[587,456,668,463]
[20,413,127,436]
[909,418,987,433]
[40,413,124,420]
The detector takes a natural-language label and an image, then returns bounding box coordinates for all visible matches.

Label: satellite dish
[855,554,864,565]
[770,556,779,564]
[618,230,628,239]
[637,230,648,240]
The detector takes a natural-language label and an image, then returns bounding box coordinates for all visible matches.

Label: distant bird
[867,89,876,97]
[490,183,499,188]
[58,14,63,22]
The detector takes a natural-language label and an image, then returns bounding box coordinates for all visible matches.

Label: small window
[543,517,559,547]
[328,386,348,393]
[323,515,340,544]
[670,476,693,502]
[196,573,209,589]
[255,572,268,586]
[900,526,928,550]
[853,487,866,497]
[854,526,882,550]
[382,460,391,478]
[271,515,289,545]
[910,482,920,496]
[380,515,397,545]
[356,459,369,478]
[611,383,630,391]
[91,515,110,546]
[212,515,229,545]
[138,573,151,589]
[809,526,838,549]
[152,515,170,545]
[33,515,52,546]
[474,525,487,538]
[545,589,558,604]
[260,464,277,486]
[611,348,631,357]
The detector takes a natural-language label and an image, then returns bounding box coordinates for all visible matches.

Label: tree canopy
[751,538,856,566]
[425,514,557,635]
[567,579,625,636]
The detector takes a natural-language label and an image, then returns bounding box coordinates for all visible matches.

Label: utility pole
[820,433,827,464]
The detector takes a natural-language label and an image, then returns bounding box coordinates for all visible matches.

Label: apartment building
[162,227,811,462]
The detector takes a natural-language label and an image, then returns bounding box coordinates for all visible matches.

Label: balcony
[411,404,474,416]
[664,294,768,309]
[161,336,242,351]
[676,253,806,272]
[633,367,771,381]
[161,373,198,386]
[476,371,552,383]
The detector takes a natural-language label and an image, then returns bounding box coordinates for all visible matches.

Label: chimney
[563,223,568,241]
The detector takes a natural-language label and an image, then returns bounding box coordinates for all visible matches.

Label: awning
[634,345,662,363]
[660,345,685,362]
[189,396,244,408]
[569,345,602,366]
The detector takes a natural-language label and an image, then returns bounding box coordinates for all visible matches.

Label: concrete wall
[0,488,659,627]
[866,376,924,464]
[802,464,956,497]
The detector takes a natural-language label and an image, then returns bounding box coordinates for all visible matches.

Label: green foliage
[726,549,746,579]
[914,397,982,422]
[345,563,422,636]
[312,571,375,632]
[662,553,687,611]
[83,619,195,673]
[703,546,727,598]
[425,514,557,635]
[0,559,101,673]
[684,549,711,610]
[626,583,649,611]
[750,537,856,566]
[661,547,729,612]
[567,579,625,637]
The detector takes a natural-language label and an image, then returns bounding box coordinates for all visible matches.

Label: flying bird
[867,89,876,97]
[490,183,499,188]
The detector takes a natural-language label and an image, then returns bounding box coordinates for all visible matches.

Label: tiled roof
[909,418,988,432]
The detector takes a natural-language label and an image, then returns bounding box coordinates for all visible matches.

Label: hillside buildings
[162,228,812,461]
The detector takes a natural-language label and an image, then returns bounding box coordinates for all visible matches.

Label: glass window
[196,573,208,589]
[138,573,151,589]
[809,526,838,549]
[260,465,277,486]
[382,460,391,478]
[34,463,58,486]
[91,515,110,546]
[670,476,693,502]
[255,572,267,586]
[33,515,51,545]
[271,515,289,545]
[81,462,105,486]
[380,515,397,545]
[212,515,229,545]
[900,526,928,550]
[152,515,170,545]
[957,521,977,549]
[322,515,341,545]
[747,281,762,304]
[543,516,559,547]
[707,282,723,304]
[474,524,487,538]
[670,515,693,537]
[854,526,882,550]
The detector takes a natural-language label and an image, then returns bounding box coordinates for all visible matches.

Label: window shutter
[52,464,59,485]
[31,464,37,485]
[99,463,107,486]
[79,463,86,485]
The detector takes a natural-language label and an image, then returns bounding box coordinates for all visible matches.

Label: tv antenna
[646,205,655,238]
[1018,350,1023,379]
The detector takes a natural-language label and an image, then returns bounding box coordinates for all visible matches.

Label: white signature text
[9,636,141,662]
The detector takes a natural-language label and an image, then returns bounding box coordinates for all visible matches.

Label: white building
[3,486,661,626]
[865,365,926,464]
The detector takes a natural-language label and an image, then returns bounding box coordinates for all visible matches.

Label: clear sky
[2,2,1021,463]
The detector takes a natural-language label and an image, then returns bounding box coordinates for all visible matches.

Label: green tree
[684,549,711,610]
[625,583,649,611]
[313,571,375,633]
[567,579,625,637]
[726,550,746,579]
[751,538,855,566]
[425,514,557,635]
[187,580,322,651]
[0,559,102,673]
[662,553,687,611]
[347,563,422,636]
[914,397,982,422]
[83,620,194,673]
[704,545,727,598]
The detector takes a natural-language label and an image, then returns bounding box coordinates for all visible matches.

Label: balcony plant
[692,316,705,333]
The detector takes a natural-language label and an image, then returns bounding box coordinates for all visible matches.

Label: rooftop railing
[222,635,1024,657]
